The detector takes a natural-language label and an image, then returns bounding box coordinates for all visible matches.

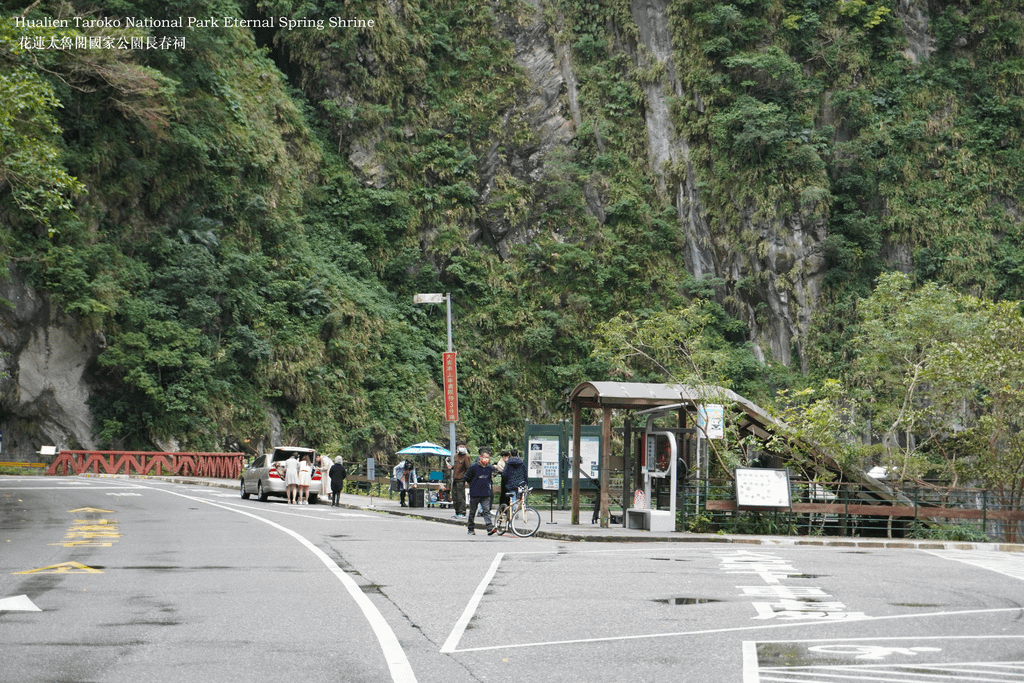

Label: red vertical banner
[443,352,459,422]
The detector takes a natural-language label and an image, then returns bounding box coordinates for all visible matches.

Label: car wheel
[240,479,250,499]
[258,480,269,502]
[308,494,318,504]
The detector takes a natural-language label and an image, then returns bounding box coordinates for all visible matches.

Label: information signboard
[528,435,561,490]
[569,435,601,482]
[735,467,791,508]
[522,422,602,494]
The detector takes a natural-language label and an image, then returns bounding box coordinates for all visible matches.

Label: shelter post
[600,406,611,527]
[571,403,581,524]
[622,418,632,528]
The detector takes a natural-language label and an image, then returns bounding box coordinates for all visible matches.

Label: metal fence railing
[681,480,1024,543]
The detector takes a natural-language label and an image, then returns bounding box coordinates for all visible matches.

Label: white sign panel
[528,436,561,490]
[698,404,725,439]
[568,436,600,482]
[735,468,791,508]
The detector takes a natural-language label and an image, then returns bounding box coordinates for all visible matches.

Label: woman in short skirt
[298,454,313,504]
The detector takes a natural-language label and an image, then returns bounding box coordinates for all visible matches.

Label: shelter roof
[568,381,775,439]
[568,380,908,508]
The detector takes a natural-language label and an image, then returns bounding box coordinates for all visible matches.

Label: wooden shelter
[567,382,775,526]
[567,380,954,530]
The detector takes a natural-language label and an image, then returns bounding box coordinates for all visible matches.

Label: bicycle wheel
[510,505,541,537]
[496,504,509,535]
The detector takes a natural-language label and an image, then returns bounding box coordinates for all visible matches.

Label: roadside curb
[79,473,1024,552]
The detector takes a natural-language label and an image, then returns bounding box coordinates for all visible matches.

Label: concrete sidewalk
[91,473,1024,552]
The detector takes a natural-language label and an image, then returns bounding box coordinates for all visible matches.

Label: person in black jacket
[328,456,347,507]
[465,447,496,536]
[503,452,527,505]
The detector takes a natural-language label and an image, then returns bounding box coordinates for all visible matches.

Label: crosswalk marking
[757,661,1024,681]
[923,549,1024,582]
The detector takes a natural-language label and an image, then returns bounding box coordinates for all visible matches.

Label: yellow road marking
[14,561,103,574]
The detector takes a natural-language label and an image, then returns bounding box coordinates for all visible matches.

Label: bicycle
[494,485,541,537]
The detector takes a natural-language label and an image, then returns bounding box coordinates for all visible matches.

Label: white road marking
[744,636,1024,682]
[923,549,1024,582]
[0,485,145,490]
[138,484,417,683]
[0,595,41,611]
[440,552,504,653]
[201,497,389,520]
[448,606,1024,653]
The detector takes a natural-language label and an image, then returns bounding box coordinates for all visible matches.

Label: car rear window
[272,449,316,463]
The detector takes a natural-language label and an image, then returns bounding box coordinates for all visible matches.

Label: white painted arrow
[0,595,41,611]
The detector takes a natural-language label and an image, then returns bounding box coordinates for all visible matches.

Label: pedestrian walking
[447,441,471,518]
[465,447,496,535]
[328,456,347,507]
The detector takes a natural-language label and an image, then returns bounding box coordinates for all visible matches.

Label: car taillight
[269,468,281,479]
[312,470,321,481]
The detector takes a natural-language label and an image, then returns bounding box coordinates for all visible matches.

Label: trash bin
[408,488,425,508]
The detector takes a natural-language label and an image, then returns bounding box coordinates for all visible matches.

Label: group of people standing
[281,452,347,506]
[276,441,525,532]
[447,442,526,535]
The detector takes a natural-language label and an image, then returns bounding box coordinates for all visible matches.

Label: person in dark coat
[503,452,527,505]
[328,456,347,507]
[447,441,471,518]
[465,447,496,535]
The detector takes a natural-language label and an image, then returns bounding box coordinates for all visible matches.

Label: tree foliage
[0,0,1023,491]
[0,16,86,234]
[849,273,1024,516]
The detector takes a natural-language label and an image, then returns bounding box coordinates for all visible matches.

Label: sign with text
[528,435,561,490]
[443,352,459,422]
[698,404,725,439]
[735,468,791,508]
[569,435,601,481]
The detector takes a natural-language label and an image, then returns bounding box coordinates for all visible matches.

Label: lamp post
[413,293,457,457]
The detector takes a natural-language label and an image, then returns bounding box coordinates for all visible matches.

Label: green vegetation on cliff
[1,0,1022,488]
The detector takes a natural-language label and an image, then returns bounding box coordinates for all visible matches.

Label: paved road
[3,475,1023,682]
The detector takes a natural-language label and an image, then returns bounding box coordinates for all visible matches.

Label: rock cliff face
[0,0,963,453]
[0,265,99,459]
[483,0,934,369]
[486,0,830,367]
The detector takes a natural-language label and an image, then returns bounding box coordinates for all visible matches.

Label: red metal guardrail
[46,451,243,479]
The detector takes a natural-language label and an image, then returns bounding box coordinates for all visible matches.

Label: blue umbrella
[396,441,450,456]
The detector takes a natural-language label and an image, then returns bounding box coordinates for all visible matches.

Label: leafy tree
[0,16,86,234]
[849,272,985,483]
[591,299,769,475]
[926,300,1024,541]
[849,273,1024,540]
[592,299,759,390]
[764,379,875,482]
